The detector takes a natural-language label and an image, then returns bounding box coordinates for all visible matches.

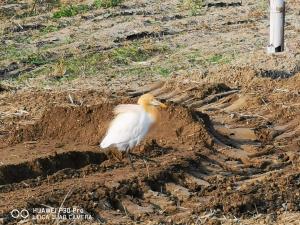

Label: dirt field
[0,0,300,224]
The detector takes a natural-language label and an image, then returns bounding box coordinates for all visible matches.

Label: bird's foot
[128,153,158,164]
[126,152,136,171]
[109,149,123,162]
[128,153,156,178]
[124,152,157,171]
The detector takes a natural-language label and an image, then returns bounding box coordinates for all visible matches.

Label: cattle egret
[100,94,167,166]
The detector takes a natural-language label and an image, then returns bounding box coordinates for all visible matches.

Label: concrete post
[267,0,285,53]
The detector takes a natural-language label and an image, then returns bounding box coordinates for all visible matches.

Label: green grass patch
[16,70,42,84]
[65,54,102,76]
[186,51,206,65]
[114,66,150,77]
[207,54,232,65]
[257,0,268,11]
[0,44,33,62]
[155,66,172,77]
[50,53,107,81]
[93,0,122,8]
[8,41,171,85]
[53,4,89,19]
[111,65,172,78]
[110,42,169,65]
[16,11,38,19]
[41,25,59,34]
[181,0,204,16]
[56,42,170,78]
[111,45,148,65]
[52,0,122,19]
[14,65,51,85]
[13,35,32,44]
[24,52,50,66]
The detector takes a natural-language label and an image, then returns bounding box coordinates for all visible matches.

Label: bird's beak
[151,99,167,108]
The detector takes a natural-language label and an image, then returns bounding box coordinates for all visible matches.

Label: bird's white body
[100,104,155,151]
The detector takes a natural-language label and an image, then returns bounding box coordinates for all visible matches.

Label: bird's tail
[100,137,110,149]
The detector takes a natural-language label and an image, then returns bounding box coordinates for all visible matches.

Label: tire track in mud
[0,81,300,224]
[124,81,300,219]
[0,151,107,186]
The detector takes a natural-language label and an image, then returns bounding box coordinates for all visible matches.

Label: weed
[41,25,59,34]
[15,66,48,84]
[5,0,19,3]
[24,53,49,66]
[6,40,172,86]
[93,0,122,8]
[16,11,38,19]
[111,42,168,65]
[50,58,67,79]
[187,51,205,65]
[13,35,32,44]
[47,0,61,7]
[181,0,203,16]
[61,53,106,78]
[156,66,172,77]
[16,73,35,84]
[114,66,150,77]
[52,0,122,19]
[257,0,268,11]
[52,72,78,82]
[53,4,89,18]
[207,54,232,65]
[48,53,108,82]
[0,44,31,61]
[111,45,148,65]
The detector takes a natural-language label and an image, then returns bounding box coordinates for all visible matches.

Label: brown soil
[0,76,299,224]
[0,0,300,224]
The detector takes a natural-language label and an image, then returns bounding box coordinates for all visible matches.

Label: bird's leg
[111,149,122,161]
[126,147,136,171]
[143,159,150,178]
[128,152,158,164]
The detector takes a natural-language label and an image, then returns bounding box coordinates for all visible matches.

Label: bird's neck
[142,104,159,121]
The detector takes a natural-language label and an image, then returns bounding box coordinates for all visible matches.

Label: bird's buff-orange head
[137,94,167,109]
[138,94,166,121]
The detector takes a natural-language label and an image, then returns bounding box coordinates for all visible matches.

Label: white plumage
[100,94,166,153]
[100,104,154,151]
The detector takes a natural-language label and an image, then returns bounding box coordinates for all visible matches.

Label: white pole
[267,0,285,53]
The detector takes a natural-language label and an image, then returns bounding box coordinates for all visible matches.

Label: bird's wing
[100,105,154,150]
[113,104,142,115]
